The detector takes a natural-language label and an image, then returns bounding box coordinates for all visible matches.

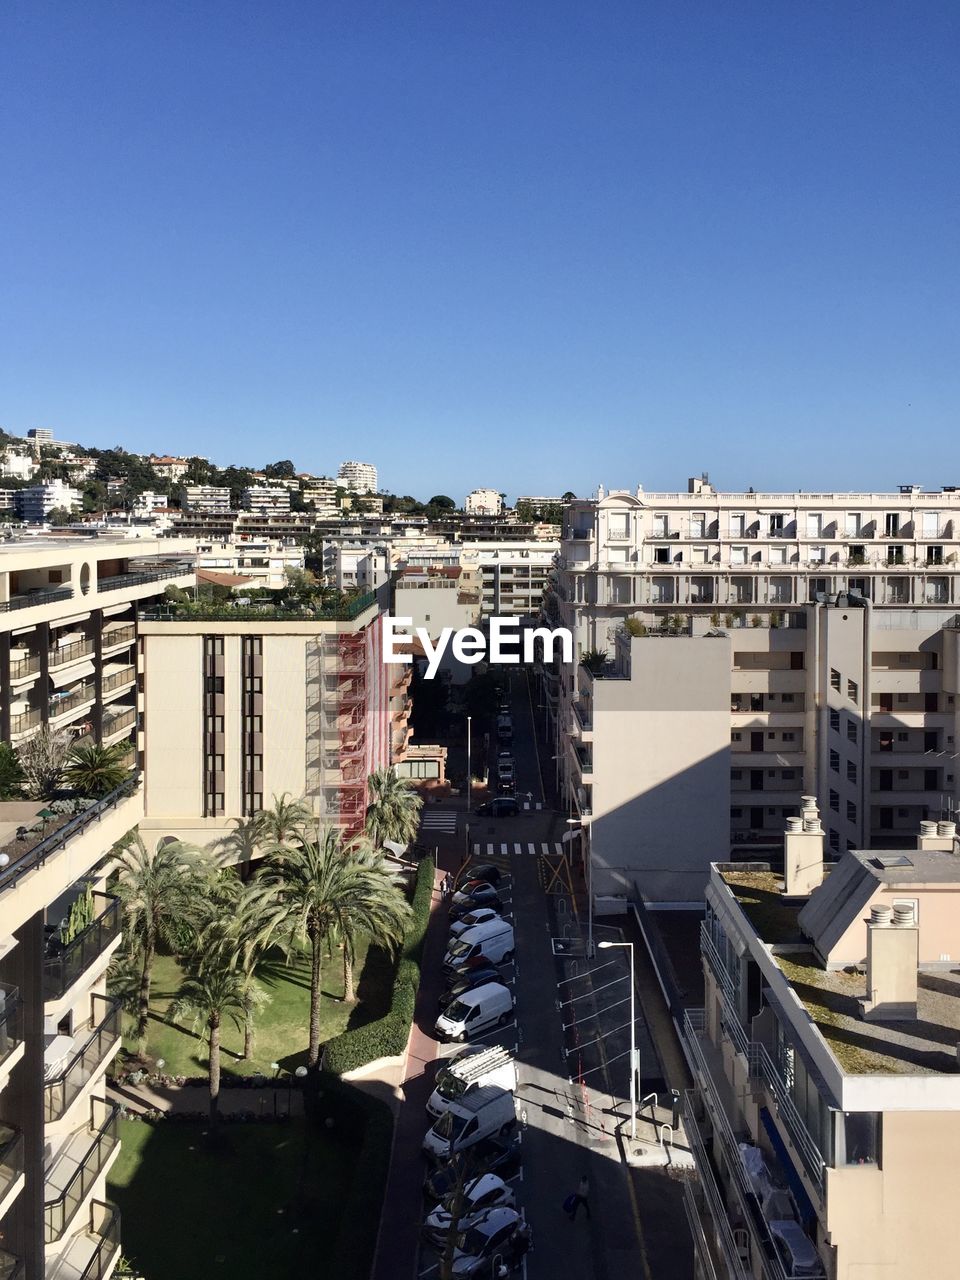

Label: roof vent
[870,904,893,926]
[786,817,803,833]
[920,820,938,837]
[938,821,956,839]
[893,903,916,928]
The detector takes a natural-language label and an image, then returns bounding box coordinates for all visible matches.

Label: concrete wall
[590,635,732,900]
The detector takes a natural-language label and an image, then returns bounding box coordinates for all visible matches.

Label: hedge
[313,1072,394,1280]
[323,856,435,1075]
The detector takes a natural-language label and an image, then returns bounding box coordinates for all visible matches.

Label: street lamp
[597,940,637,1142]
[566,818,593,958]
[466,714,472,858]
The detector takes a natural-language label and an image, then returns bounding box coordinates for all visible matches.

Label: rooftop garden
[143,571,376,622]
[719,869,806,944]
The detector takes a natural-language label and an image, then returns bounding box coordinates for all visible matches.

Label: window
[884,512,900,537]
[887,545,905,565]
[781,693,795,704]
[652,514,668,537]
[878,770,893,791]
[922,511,939,538]
[848,678,859,702]
[731,769,742,781]
[847,800,857,822]
[810,545,826,563]
[829,830,840,852]
[769,546,787,565]
[830,709,841,732]
[807,513,823,538]
[731,732,742,742]
[829,789,840,812]
[769,513,784,536]
[830,668,841,691]
[750,693,765,711]
[927,545,944,565]
[731,546,747,565]
[608,512,629,540]
[783,731,795,742]
[830,749,840,773]
[782,770,795,781]
[847,720,858,744]
[845,512,862,536]
[730,513,746,537]
[840,1112,881,1166]
[690,512,706,538]
[847,761,858,784]
[790,651,804,670]
[654,547,669,564]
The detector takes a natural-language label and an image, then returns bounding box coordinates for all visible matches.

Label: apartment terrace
[139,589,376,624]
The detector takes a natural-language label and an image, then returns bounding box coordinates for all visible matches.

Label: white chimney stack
[860,902,918,1022]
[917,818,956,852]
[784,798,824,897]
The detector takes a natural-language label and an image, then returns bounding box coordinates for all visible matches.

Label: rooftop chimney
[783,797,824,897]
[916,818,956,852]
[860,902,918,1022]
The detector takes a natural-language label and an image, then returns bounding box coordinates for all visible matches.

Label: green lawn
[119,936,392,1077]
[109,1118,357,1280]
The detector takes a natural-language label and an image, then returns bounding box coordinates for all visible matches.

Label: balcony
[49,640,95,669]
[0,984,24,1075]
[101,706,136,740]
[0,586,73,614]
[44,997,121,1124]
[49,685,96,721]
[101,667,135,696]
[101,624,136,651]
[97,564,192,592]
[748,1042,825,1194]
[9,654,40,681]
[44,894,122,1004]
[0,1250,23,1280]
[10,707,41,737]
[0,1124,24,1216]
[55,1199,122,1280]
[44,1099,119,1243]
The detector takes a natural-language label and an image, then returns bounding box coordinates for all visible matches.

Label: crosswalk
[420,810,459,833]
[473,841,566,858]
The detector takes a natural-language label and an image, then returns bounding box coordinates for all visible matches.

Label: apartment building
[393,566,482,685]
[551,481,960,896]
[465,542,557,622]
[195,539,306,591]
[0,455,38,483]
[146,456,191,483]
[180,486,232,513]
[240,485,291,516]
[465,489,504,516]
[18,485,81,525]
[337,461,377,494]
[0,536,195,1280]
[138,592,406,849]
[682,807,960,1280]
[301,478,339,518]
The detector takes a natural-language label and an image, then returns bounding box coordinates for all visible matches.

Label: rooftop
[718,868,808,944]
[774,950,960,1076]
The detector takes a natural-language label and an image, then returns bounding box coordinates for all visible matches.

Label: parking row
[417,858,531,1279]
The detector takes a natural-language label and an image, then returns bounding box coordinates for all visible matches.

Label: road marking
[420,811,458,833]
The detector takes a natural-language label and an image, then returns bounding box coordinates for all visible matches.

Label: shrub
[324,858,434,1075]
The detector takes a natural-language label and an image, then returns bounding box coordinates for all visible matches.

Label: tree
[251,828,412,1066]
[561,491,576,502]
[17,727,72,799]
[254,792,312,848]
[201,880,275,1058]
[427,495,455,509]
[64,742,131,798]
[170,953,257,1131]
[580,649,609,674]
[0,743,24,800]
[112,832,209,1057]
[47,506,73,527]
[365,767,423,849]
[283,566,318,605]
[334,844,410,1002]
[264,459,296,479]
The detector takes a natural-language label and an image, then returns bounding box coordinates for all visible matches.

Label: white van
[435,982,514,1042]
[427,1045,517,1119]
[443,919,515,972]
[450,907,501,939]
[422,1085,517,1160]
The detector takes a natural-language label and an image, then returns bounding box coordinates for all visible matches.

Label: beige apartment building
[138,593,408,850]
[682,807,960,1280]
[0,535,195,1280]
[550,481,960,898]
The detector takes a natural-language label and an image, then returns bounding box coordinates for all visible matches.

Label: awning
[103,618,133,633]
[54,612,90,628]
[102,603,134,618]
[382,839,407,858]
[49,660,95,687]
[51,631,84,647]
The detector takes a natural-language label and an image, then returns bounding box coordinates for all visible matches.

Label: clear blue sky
[2,2,959,501]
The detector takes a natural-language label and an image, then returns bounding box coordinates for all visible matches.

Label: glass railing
[102,625,136,649]
[0,1124,24,1206]
[43,894,121,1002]
[80,1201,121,1280]
[9,708,41,736]
[0,985,23,1072]
[748,1042,826,1194]
[101,668,136,694]
[102,707,136,736]
[48,685,95,718]
[44,997,121,1123]
[9,655,39,680]
[44,1099,119,1242]
[49,639,94,668]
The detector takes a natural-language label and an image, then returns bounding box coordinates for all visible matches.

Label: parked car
[498,778,516,796]
[438,967,503,1011]
[497,759,515,781]
[422,1085,517,1159]
[450,907,502,938]
[426,1045,517,1116]
[423,1133,522,1201]
[458,862,504,887]
[768,1220,822,1278]
[434,984,515,1044]
[422,1174,516,1246]
[448,1207,528,1276]
[449,884,501,919]
[475,796,519,818]
[443,920,516,971]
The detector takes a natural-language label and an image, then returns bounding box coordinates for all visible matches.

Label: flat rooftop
[774,951,960,1076]
[719,868,808,944]
[853,846,960,885]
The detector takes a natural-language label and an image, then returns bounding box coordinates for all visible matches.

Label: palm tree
[217,815,261,881]
[252,828,412,1066]
[365,767,423,849]
[170,954,261,1130]
[201,882,274,1060]
[334,844,410,1003]
[254,792,312,847]
[112,832,209,1057]
[64,742,132,798]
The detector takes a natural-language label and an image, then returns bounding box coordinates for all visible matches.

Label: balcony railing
[49,685,95,719]
[0,586,73,614]
[682,1092,749,1280]
[748,1042,825,1194]
[98,564,193,592]
[44,1099,119,1242]
[79,1200,121,1280]
[102,706,137,737]
[101,668,136,694]
[0,984,23,1073]
[9,708,40,736]
[49,639,94,668]
[9,655,39,680]
[0,1124,24,1208]
[43,894,121,1003]
[102,624,136,649]
[699,922,739,1009]
[0,773,140,895]
[44,997,121,1123]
